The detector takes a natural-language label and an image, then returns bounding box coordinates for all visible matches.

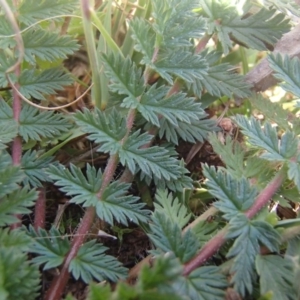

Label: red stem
[34,188,46,230]
[182,169,285,276]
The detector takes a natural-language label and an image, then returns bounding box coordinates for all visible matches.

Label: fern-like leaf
[21,150,54,187]
[287,160,300,191]
[0,151,24,198]
[172,266,228,300]
[235,115,298,161]
[27,226,70,270]
[0,188,37,226]
[157,116,217,145]
[148,211,199,263]
[0,121,18,149]
[268,54,300,98]
[226,214,281,296]
[0,15,15,49]
[203,164,257,220]
[154,189,191,229]
[18,0,78,25]
[0,228,31,252]
[19,103,72,142]
[120,130,181,180]
[100,53,145,101]
[256,254,296,300]
[74,108,126,154]
[96,180,150,226]
[69,240,127,283]
[154,50,208,85]
[152,0,206,47]
[123,84,204,127]
[19,68,73,100]
[0,53,16,87]
[47,164,103,207]
[201,1,290,54]
[23,28,79,64]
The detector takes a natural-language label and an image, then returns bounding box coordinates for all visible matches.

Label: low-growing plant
[1,0,300,299]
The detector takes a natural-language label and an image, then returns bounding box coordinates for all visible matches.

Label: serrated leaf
[209,133,245,178]
[100,53,144,102]
[96,180,150,226]
[201,1,289,54]
[0,228,31,252]
[268,54,300,98]
[0,53,17,87]
[148,211,199,263]
[172,266,227,300]
[226,214,281,296]
[256,254,296,300]
[69,240,127,283]
[23,28,79,64]
[123,84,204,127]
[19,103,72,142]
[264,0,300,17]
[0,15,15,49]
[203,165,257,220]
[47,164,102,207]
[120,130,181,181]
[27,226,70,270]
[157,116,217,145]
[18,0,78,25]
[19,68,73,100]
[154,189,191,229]
[235,115,298,161]
[191,60,251,98]
[0,121,18,149]
[0,151,24,198]
[21,150,54,187]
[152,0,206,48]
[154,50,208,85]
[0,188,37,226]
[74,108,126,154]
[287,160,300,191]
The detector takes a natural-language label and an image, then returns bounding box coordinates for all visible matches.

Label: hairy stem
[182,169,285,276]
[34,188,46,230]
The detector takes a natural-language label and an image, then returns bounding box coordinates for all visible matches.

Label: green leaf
[154,50,208,85]
[203,165,257,220]
[120,130,181,181]
[69,240,127,283]
[250,94,300,134]
[148,211,199,263]
[23,28,79,64]
[96,180,150,226]
[0,187,37,227]
[226,214,281,296]
[87,284,112,300]
[0,151,24,198]
[27,226,70,270]
[172,266,227,300]
[209,133,245,178]
[130,18,155,65]
[0,121,18,149]
[263,0,300,17]
[123,84,204,127]
[19,103,72,142]
[154,189,191,229]
[0,228,31,252]
[0,54,16,87]
[157,116,217,145]
[0,99,13,122]
[21,150,54,187]
[100,53,145,102]
[47,164,102,207]
[234,115,298,161]
[0,249,40,300]
[19,68,73,100]
[18,0,78,25]
[201,1,290,54]
[74,108,126,154]
[0,15,15,49]
[287,160,300,191]
[256,254,296,300]
[191,60,251,98]
[268,54,300,98]
[151,0,206,48]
